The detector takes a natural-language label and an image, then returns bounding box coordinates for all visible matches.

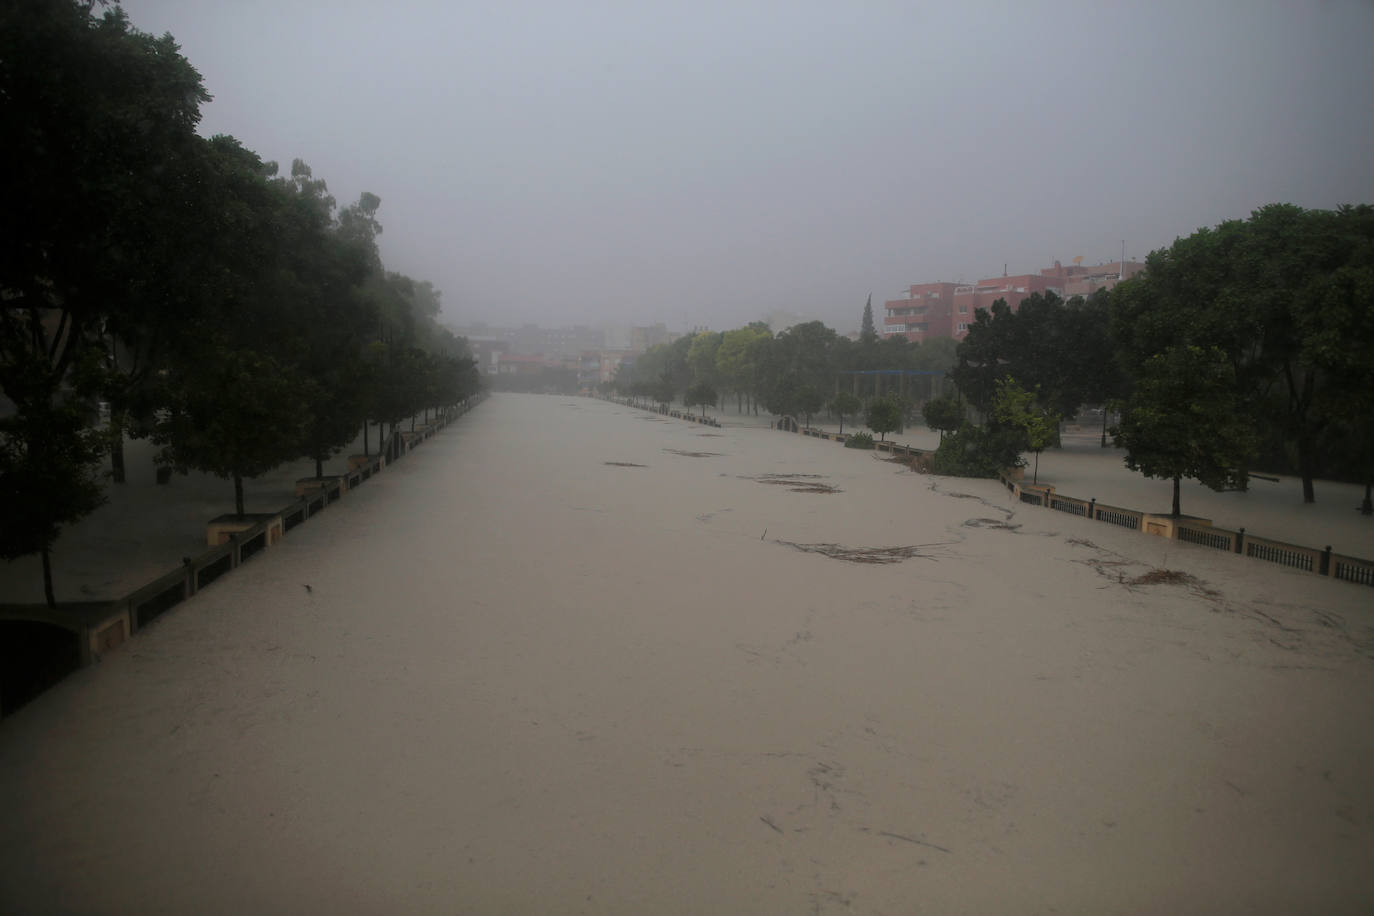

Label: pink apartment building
[883,259,1144,343]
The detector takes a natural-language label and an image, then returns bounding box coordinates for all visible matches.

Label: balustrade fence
[995,470,1373,587]
[764,414,1372,589]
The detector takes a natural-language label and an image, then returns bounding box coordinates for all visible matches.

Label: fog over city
[121,0,1374,331]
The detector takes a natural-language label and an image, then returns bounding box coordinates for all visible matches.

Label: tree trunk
[1101,408,1109,448]
[364,422,370,457]
[1033,451,1040,485]
[315,456,323,479]
[41,543,56,609]
[1172,476,1181,517]
[1298,435,1317,504]
[1362,481,1372,516]
[234,473,245,518]
[109,414,126,484]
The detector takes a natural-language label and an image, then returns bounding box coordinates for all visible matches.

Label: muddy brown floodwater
[2,393,1372,913]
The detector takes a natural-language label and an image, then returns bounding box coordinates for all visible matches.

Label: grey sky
[121,0,1374,333]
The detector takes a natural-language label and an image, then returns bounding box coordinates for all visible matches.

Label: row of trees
[1,1,481,605]
[613,316,960,425]
[936,204,1372,515]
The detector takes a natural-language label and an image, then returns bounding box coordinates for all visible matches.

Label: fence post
[183,556,196,598]
[1321,545,1332,576]
[1236,527,1245,554]
[1088,498,1095,520]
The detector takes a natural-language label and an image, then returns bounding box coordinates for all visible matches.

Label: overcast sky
[120,0,1374,333]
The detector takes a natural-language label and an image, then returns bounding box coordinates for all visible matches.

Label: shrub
[931,423,1024,477]
[921,395,963,439]
[844,431,875,449]
[864,396,903,441]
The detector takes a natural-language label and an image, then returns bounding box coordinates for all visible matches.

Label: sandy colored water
[1,393,1372,913]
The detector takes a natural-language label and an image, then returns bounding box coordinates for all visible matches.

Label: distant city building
[629,323,676,351]
[577,350,628,386]
[882,258,1144,343]
[466,338,510,375]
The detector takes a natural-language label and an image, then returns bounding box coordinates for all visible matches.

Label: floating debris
[773,540,940,564]
[604,461,647,468]
[664,449,722,458]
[1128,568,1199,587]
[739,473,840,494]
[963,517,1021,531]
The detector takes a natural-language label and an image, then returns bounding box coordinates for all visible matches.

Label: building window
[958,306,968,313]
[957,322,968,332]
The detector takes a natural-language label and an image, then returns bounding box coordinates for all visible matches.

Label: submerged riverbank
[2,393,1371,913]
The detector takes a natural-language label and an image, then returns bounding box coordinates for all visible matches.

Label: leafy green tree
[1,0,209,597]
[759,321,837,405]
[761,372,801,418]
[913,336,960,373]
[715,325,771,412]
[922,396,964,440]
[1294,207,1374,511]
[1111,204,1374,503]
[368,343,431,441]
[993,377,1060,484]
[931,423,1025,478]
[782,321,839,389]
[1112,346,1257,517]
[796,385,824,427]
[686,332,723,391]
[154,349,307,517]
[829,391,862,434]
[684,380,718,418]
[269,162,376,477]
[865,396,903,441]
[949,291,1109,423]
[0,354,108,607]
[652,375,676,410]
[620,338,692,405]
[1067,289,1129,446]
[950,299,1014,413]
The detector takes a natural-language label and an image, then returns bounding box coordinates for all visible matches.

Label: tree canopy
[1112,346,1257,516]
[0,0,483,602]
[1111,204,1374,503]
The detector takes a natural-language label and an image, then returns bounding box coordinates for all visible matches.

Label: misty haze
[2,1,1373,913]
